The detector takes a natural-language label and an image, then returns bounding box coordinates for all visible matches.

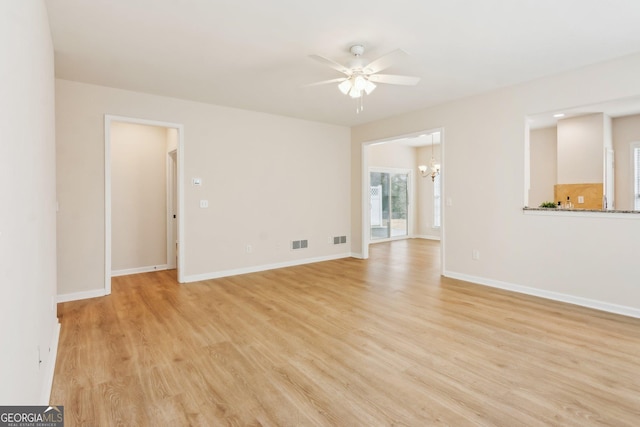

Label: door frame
[104,115,185,294]
[167,149,178,269]
[360,127,445,274]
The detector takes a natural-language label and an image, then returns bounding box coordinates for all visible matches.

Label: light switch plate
[199,200,208,208]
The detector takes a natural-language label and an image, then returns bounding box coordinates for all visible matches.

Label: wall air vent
[291,240,308,250]
[333,236,348,245]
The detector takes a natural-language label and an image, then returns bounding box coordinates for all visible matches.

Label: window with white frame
[634,143,640,210]
[433,173,441,227]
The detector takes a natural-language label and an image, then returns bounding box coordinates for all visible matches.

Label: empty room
[2,0,640,425]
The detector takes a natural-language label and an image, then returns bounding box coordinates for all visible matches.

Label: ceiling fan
[308,44,420,112]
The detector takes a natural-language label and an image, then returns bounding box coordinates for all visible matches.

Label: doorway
[104,115,184,294]
[361,128,445,274]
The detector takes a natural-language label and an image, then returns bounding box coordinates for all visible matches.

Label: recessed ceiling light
[553,113,565,118]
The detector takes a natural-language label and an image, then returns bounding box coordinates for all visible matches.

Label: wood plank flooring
[51,239,640,426]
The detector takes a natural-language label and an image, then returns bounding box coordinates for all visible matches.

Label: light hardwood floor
[51,239,640,426]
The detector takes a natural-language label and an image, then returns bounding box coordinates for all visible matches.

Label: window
[433,173,441,227]
[634,143,640,210]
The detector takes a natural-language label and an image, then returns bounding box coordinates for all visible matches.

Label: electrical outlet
[472,249,480,261]
[578,196,584,204]
[199,200,208,208]
[246,245,252,253]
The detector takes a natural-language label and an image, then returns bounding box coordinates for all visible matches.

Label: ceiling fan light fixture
[349,86,362,98]
[353,75,367,91]
[309,44,419,114]
[364,80,376,95]
[338,79,352,95]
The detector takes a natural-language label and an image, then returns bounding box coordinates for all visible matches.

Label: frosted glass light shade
[364,80,376,95]
[338,79,352,95]
[353,75,367,91]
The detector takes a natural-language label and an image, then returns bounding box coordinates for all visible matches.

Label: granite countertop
[523,207,640,214]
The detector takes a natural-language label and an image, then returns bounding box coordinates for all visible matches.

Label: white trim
[444,270,640,319]
[39,322,60,405]
[166,150,177,269]
[176,125,185,283]
[632,142,640,210]
[104,117,111,294]
[414,234,441,241]
[361,143,370,259]
[104,115,186,294]
[439,128,446,274]
[183,253,352,283]
[111,264,172,277]
[57,289,107,303]
[369,235,413,244]
[349,252,365,259]
[369,166,412,174]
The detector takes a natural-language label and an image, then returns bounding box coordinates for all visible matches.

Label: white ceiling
[45,0,640,127]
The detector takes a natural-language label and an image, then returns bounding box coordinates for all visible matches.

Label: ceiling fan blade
[303,78,347,87]
[364,49,408,74]
[368,74,420,86]
[309,54,350,74]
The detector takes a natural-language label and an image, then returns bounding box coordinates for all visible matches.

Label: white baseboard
[40,321,61,405]
[349,252,365,259]
[444,271,640,319]
[111,264,171,277]
[57,288,106,303]
[414,235,441,241]
[183,253,352,283]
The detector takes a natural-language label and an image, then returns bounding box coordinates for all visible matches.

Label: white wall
[352,52,640,317]
[56,79,351,296]
[369,142,416,169]
[529,127,557,207]
[111,122,167,272]
[0,1,59,404]
[557,113,604,184]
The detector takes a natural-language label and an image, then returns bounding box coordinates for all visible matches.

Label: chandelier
[418,137,440,182]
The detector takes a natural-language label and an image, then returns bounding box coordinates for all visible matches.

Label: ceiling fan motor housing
[350,44,365,56]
